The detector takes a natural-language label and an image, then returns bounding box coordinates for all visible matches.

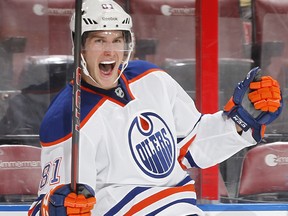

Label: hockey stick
[71,0,82,193]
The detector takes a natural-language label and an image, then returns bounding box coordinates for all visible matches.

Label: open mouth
[99,60,116,75]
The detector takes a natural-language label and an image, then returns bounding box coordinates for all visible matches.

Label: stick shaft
[71,0,82,192]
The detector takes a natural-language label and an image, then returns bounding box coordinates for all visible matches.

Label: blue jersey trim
[104,187,151,216]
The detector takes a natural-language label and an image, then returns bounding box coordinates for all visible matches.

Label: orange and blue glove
[224,67,283,143]
[41,183,96,216]
[248,75,281,112]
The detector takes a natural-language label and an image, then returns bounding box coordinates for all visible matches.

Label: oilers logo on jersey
[128,112,175,178]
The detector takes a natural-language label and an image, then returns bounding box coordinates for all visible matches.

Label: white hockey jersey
[29,60,256,216]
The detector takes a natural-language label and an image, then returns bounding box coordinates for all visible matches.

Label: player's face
[82,30,125,89]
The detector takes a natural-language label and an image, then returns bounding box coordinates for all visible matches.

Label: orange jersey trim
[128,68,165,84]
[41,97,106,147]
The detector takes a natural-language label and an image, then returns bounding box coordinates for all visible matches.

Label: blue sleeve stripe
[185,151,200,168]
[175,175,193,186]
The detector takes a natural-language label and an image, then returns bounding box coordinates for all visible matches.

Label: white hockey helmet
[70,0,134,81]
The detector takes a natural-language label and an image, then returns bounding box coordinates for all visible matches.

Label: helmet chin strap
[113,49,133,84]
[80,54,101,86]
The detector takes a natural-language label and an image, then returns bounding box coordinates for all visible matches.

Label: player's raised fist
[223,67,283,143]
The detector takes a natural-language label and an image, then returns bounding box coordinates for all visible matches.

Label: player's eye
[93,39,104,44]
[114,38,124,43]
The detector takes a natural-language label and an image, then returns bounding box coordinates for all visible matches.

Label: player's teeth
[101,61,115,64]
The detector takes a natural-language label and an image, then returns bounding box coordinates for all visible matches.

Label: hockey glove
[41,183,96,216]
[223,67,283,143]
[248,75,281,112]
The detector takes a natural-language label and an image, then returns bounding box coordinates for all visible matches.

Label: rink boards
[1,203,288,215]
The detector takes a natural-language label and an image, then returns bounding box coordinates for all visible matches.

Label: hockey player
[28,0,282,215]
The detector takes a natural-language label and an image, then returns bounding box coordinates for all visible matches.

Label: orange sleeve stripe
[177,135,196,170]
[124,184,195,216]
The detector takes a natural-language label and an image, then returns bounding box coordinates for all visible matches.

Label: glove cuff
[225,105,265,143]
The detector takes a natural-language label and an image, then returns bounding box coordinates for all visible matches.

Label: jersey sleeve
[178,111,256,169]
[162,72,257,169]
